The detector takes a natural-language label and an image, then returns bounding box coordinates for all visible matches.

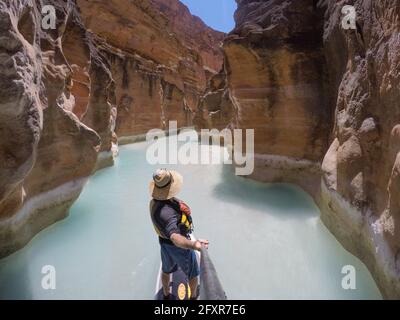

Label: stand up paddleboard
[155,236,201,300]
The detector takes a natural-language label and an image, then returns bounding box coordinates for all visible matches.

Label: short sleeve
[159,204,180,238]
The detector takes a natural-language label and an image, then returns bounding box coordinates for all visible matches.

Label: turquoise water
[0,140,382,299]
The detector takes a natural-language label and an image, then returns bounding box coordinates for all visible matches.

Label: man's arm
[170,233,209,251]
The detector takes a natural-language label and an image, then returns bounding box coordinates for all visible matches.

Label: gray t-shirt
[150,199,181,242]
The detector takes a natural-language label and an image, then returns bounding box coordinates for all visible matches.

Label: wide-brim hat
[149,169,183,200]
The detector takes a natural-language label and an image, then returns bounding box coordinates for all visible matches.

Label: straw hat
[149,169,183,200]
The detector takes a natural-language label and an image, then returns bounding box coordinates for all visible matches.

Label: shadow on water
[0,251,33,300]
[0,141,382,299]
[212,165,317,220]
[205,165,382,299]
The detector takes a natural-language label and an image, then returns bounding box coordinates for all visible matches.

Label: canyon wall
[196,0,330,195]
[0,0,115,258]
[201,0,399,298]
[1,0,399,299]
[0,0,222,258]
[76,0,224,144]
[318,0,400,299]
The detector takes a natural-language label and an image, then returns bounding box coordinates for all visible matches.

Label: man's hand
[194,239,209,251]
[170,233,209,251]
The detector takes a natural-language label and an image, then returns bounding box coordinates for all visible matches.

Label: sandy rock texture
[203,0,400,298]
[77,0,224,143]
[0,0,115,257]
[1,0,399,299]
[0,0,224,258]
[318,0,400,299]
[196,0,331,195]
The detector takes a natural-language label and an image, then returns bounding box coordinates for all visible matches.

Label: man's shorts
[160,242,200,280]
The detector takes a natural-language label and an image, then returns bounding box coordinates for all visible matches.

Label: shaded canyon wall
[197,0,400,298]
[318,0,400,299]
[1,0,399,299]
[0,0,115,258]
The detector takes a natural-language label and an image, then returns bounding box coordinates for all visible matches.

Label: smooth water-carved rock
[0,1,42,222]
[319,0,400,298]
[200,0,400,298]
[77,0,224,141]
[1,0,400,300]
[226,0,330,161]
[0,0,223,257]
[0,0,113,257]
[198,0,329,195]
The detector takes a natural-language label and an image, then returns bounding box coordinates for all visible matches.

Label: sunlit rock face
[197,0,330,195]
[197,0,400,298]
[319,0,400,298]
[0,0,224,257]
[1,0,399,299]
[226,0,329,161]
[194,71,237,131]
[77,0,224,141]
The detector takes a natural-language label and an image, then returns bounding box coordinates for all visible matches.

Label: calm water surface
[0,140,382,299]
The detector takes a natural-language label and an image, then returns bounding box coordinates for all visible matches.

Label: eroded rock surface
[197,0,330,195]
[77,0,224,142]
[198,0,400,298]
[0,0,224,257]
[0,0,115,257]
[1,0,399,299]
[319,0,400,299]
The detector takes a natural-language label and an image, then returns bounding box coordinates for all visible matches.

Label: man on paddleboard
[149,169,209,300]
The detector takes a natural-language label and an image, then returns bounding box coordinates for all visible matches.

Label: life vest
[150,198,193,239]
[177,200,193,236]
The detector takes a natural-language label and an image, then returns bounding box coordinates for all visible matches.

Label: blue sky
[179,0,237,33]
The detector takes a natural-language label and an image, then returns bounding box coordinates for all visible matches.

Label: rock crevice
[1,0,400,299]
[0,0,224,258]
[200,0,400,298]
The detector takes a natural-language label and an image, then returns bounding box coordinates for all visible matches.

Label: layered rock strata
[196,0,330,197]
[0,0,224,258]
[202,0,400,298]
[77,0,224,144]
[1,0,400,300]
[318,0,400,299]
[0,0,114,257]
